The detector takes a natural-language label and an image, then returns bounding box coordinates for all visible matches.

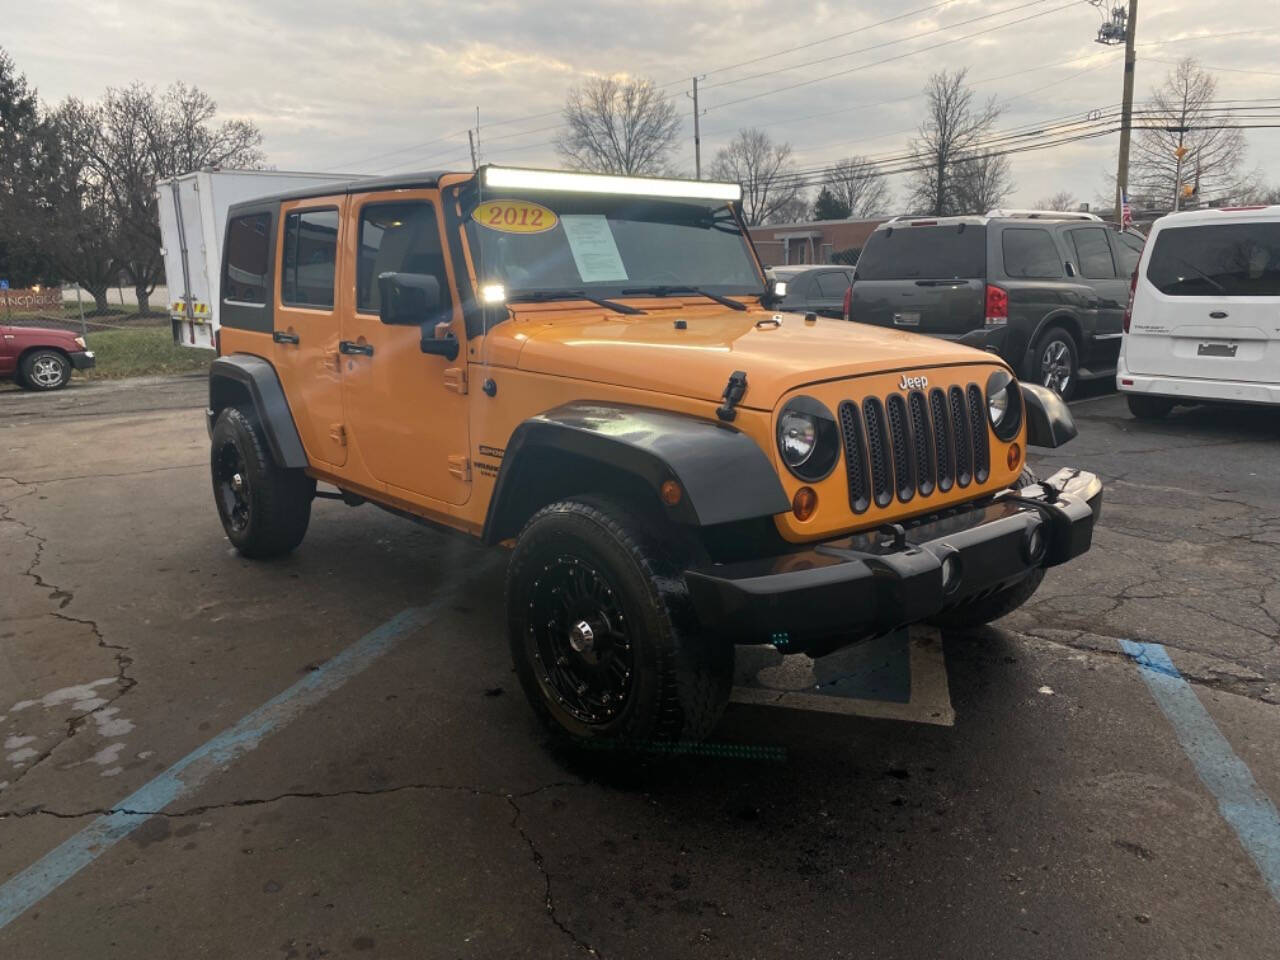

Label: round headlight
[776,397,839,482]
[985,369,1023,442]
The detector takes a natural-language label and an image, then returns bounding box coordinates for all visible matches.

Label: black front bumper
[685,468,1101,653]
[69,350,95,371]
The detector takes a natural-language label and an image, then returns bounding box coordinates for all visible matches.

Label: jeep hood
[487,307,996,410]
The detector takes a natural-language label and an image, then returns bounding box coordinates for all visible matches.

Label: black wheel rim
[526,554,634,726]
[213,440,251,533]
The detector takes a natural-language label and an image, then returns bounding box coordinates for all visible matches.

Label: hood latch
[716,370,748,422]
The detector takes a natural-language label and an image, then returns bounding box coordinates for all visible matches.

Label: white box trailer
[157,168,356,349]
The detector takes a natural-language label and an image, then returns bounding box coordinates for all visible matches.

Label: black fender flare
[1021,383,1077,448]
[1024,311,1087,374]
[208,354,307,468]
[482,402,790,544]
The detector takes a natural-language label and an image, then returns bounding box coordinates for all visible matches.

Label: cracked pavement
[2,376,1279,958]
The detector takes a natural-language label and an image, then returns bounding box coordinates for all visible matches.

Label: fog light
[792,486,817,521]
[940,552,962,594]
[1007,442,1021,471]
[660,479,683,506]
[1025,523,1047,563]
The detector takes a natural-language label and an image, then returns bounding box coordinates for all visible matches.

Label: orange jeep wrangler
[207,165,1101,744]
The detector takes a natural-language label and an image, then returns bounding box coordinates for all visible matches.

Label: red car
[0,324,96,390]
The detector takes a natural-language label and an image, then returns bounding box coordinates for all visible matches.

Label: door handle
[273,331,300,345]
[338,340,374,357]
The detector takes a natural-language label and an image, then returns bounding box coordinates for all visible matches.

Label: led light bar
[483,165,742,202]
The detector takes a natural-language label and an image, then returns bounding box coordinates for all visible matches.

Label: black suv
[847,212,1145,399]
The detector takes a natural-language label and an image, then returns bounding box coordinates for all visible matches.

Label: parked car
[766,265,856,317]
[1118,204,1280,418]
[205,164,1100,746]
[0,324,95,390]
[847,211,1146,399]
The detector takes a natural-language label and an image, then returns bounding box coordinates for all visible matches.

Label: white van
[1117,204,1280,418]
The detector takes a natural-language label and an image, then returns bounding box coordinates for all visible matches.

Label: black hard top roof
[226,170,466,213]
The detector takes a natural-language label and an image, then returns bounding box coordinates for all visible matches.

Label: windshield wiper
[620,285,748,311]
[507,290,645,315]
[1167,254,1227,293]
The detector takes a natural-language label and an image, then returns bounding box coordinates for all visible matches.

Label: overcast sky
[8,0,1279,210]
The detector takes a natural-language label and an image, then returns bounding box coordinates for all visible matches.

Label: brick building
[748,218,887,267]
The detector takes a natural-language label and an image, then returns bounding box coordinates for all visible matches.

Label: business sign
[0,287,64,310]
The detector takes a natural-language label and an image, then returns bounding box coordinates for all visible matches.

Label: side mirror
[377,272,441,326]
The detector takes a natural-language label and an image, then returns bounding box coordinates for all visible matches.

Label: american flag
[1121,194,1133,227]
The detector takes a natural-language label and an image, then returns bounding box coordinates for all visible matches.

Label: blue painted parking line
[1122,640,1280,904]
[0,602,453,931]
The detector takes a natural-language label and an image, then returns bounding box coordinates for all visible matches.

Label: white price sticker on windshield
[560,215,628,283]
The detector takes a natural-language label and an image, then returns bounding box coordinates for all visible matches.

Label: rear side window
[855,225,986,280]
[282,209,339,308]
[1001,228,1063,279]
[816,272,853,297]
[1112,231,1144,276]
[357,201,451,314]
[224,213,271,304]
[1147,222,1280,297]
[1067,227,1116,279]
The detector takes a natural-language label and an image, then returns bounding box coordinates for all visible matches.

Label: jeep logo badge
[899,374,928,390]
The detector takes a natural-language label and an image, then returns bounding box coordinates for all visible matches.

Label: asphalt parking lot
[2,375,1279,959]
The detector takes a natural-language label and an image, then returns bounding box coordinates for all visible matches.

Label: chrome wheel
[1039,338,1073,395]
[213,441,252,534]
[526,554,633,726]
[30,354,68,389]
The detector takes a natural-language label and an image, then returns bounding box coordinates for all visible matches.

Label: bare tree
[708,128,802,226]
[906,69,1002,215]
[823,156,891,218]
[1131,58,1247,208]
[1035,190,1078,211]
[951,152,1014,213]
[554,76,681,176]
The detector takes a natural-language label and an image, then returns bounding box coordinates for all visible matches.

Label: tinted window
[282,209,338,308]
[1067,227,1116,279]
[1113,231,1144,276]
[224,213,270,304]
[1001,228,1063,279]
[1147,222,1280,297]
[357,201,451,314]
[856,225,986,280]
[816,272,853,297]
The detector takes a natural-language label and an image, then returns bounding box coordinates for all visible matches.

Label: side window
[224,213,271,304]
[816,272,852,297]
[1112,231,1144,277]
[282,209,339,308]
[357,201,451,315]
[1068,227,1117,279]
[1001,228,1063,279]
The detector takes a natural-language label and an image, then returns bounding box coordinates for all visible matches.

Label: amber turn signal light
[792,486,818,521]
[660,479,683,506]
[1007,442,1021,471]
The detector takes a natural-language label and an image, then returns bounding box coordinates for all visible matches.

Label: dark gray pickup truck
[846,212,1146,400]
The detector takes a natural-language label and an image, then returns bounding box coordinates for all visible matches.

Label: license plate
[893,311,921,327]
[1197,342,1238,357]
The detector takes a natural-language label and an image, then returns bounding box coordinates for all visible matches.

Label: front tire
[1127,395,1175,420]
[506,498,732,745]
[210,407,314,558]
[929,467,1045,630]
[1032,326,1079,401]
[19,350,71,391]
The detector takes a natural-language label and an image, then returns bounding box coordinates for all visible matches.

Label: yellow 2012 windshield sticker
[473,200,558,234]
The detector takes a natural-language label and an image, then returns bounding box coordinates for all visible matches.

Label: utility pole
[474,106,481,163]
[468,130,478,171]
[688,76,706,179]
[1092,1,1139,220]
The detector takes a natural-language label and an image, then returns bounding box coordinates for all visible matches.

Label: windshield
[856,224,987,280]
[1147,221,1280,297]
[463,192,765,298]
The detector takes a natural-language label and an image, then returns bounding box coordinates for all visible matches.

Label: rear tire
[1032,326,1079,401]
[210,407,314,558]
[506,497,732,745]
[19,350,71,391]
[1126,395,1175,420]
[928,467,1045,630]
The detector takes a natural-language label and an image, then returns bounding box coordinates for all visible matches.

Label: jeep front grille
[840,384,990,513]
